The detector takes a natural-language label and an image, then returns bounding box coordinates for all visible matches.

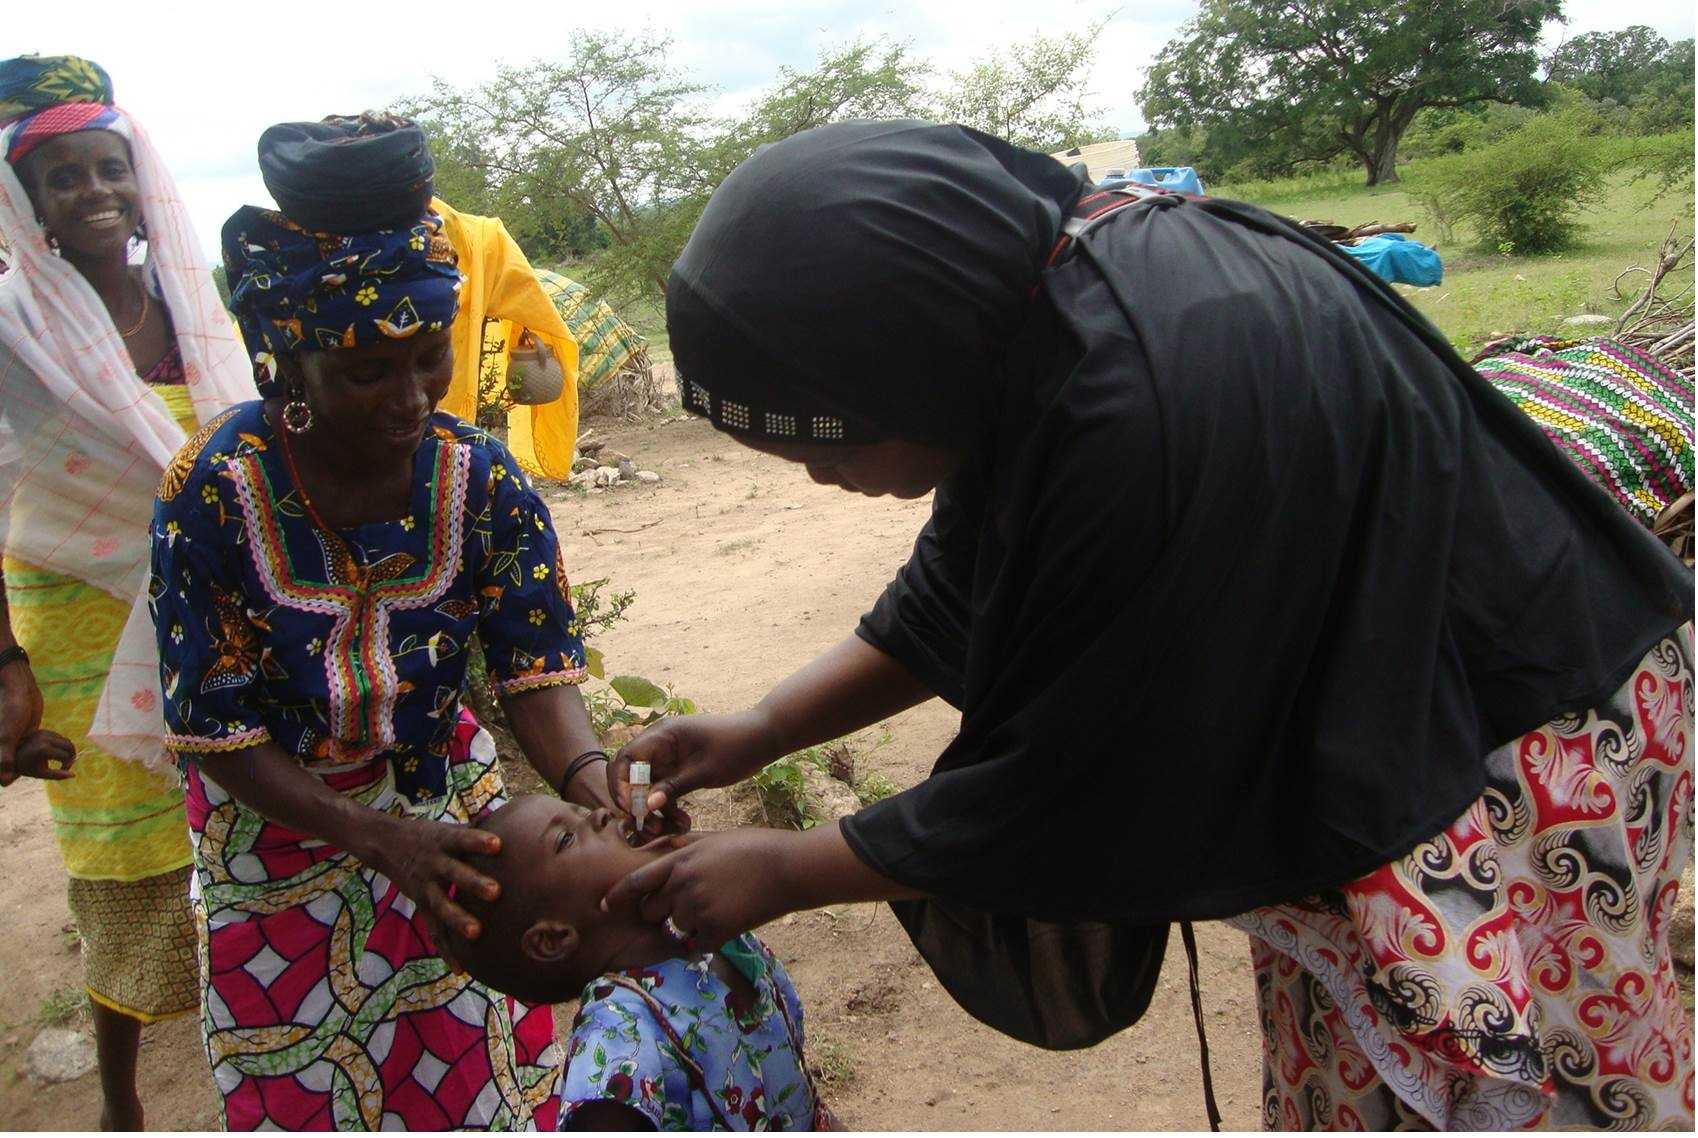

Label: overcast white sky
[8,0,1693,258]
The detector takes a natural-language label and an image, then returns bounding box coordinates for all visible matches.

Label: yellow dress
[1,382,198,1020]
[433,199,582,479]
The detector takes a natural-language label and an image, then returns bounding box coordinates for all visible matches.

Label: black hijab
[668,122,1694,1044]
[668,121,1083,445]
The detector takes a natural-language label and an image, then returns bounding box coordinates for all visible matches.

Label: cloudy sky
[8,0,1693,257]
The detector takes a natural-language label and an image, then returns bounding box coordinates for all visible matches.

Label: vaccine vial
[629,761,651,827]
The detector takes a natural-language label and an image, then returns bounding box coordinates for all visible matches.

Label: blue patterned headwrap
[220,205,462,395]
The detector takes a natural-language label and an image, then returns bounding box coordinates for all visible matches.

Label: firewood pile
[1613,224,1695,377]
[1297,219,1419,244]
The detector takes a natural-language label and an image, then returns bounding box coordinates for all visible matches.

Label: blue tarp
[1338,233,1444,287]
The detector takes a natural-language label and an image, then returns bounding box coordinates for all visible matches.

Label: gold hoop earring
[281,398,315,435]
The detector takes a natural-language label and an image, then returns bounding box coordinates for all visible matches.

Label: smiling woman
[0,54,254,1130]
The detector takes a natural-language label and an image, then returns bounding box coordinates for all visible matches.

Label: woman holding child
[612,122,1695,1130]
[147,118,614,1129]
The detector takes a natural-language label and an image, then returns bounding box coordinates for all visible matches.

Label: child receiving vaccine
[443,796,828,1131]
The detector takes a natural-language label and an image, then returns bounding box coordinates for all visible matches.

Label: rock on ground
[1563,313,1612,326]
[801,763,862,823]
[25,1027,96,1084]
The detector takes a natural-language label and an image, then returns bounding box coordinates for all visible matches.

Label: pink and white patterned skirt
[1231,632,1693,1130]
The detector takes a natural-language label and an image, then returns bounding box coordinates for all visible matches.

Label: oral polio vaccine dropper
[629,761,652,829]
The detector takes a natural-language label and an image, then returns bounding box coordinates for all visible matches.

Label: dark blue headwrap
[221,206,462,395]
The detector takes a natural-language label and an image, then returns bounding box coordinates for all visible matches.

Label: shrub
[1405,107,1608,254]
[751,749,826,829]
[1624,132,1697,200]
[1399,102,1538,160]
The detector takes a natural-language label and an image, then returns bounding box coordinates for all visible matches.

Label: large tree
[1545,25,1672,105]
[1140,0,1562,186]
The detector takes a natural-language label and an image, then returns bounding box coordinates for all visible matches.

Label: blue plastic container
[1104,166,1206,196]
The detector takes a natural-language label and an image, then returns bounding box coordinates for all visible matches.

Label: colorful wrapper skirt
[186,713,562,1130]
[3,382,199,1022]
[1230,632,1694,1130]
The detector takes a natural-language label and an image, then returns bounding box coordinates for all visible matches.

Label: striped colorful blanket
[1471,336,1694,529]
[534,268,648,390]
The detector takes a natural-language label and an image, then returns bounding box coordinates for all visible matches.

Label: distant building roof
[1049,139,1143,184]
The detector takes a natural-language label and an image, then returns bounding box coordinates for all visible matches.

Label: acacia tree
[1140,0,1562,186]
[937,26,1116,151]
[414,28,1111,308]
[408,31,714,302]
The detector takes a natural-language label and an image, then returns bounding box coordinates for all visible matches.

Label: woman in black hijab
[607,121,1694,1130]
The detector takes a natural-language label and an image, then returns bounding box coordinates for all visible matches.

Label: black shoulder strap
[1043,184,1204,272]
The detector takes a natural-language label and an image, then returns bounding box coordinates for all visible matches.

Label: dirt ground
[0,413,1686,1130]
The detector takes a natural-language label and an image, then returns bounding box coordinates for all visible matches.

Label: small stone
[600,449,631,466]
[617,459,638,481]
[25,1027,96,1084]
[800,764,860,823]
[923,1089,953,1107]
[1563,314,1612,327]
[593,466,621,488]
[636,471,661,484]
[571,456,598,474]
[567,471,596,490]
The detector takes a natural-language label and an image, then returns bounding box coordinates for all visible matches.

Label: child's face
[494,795,654,929]
[451,794,685,1001]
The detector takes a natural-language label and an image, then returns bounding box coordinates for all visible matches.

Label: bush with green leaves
[584,674,698,735]
[464,577,694,746]
[1625,132,1697,201]
[1405,106,1607,254]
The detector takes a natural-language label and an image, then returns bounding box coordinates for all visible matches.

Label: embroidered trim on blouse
[492,665,589,696]
[224,437,472,765]
[165,726,272,754]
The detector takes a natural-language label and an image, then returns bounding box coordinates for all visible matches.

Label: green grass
[37,986,86,1026]
[1213,163,1694,355]
[807,1034,857,1088]
[854,772,900,806]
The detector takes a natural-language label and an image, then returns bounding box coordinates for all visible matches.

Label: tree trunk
[1365,140,1400,186]
[1364,99,1420,187]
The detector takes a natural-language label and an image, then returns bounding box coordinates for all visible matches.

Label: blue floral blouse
[561,934,818,1131]
[149,401,586,799]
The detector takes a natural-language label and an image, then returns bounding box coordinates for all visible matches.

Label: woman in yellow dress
[0,55,252,1128]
